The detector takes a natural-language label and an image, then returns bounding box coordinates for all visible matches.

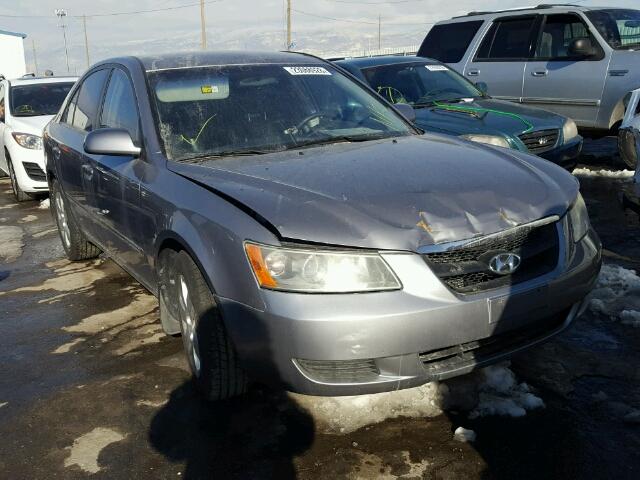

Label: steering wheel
[376,86,407,105]
[418,87,460,103]
[289,113,324,135]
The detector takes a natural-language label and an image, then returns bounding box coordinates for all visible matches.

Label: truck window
[534,14,602,60]
[475,16,538,60]
[418,21,483,63]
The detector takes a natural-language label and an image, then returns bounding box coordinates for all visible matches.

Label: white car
[0,75,76,201]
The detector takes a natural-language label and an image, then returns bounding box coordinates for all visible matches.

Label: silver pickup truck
[418,5,640,135]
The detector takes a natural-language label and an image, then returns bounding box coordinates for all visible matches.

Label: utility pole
[200,0,207,49]
[378,14,381,50]
[31,39,39,76]
[82,15,90,68]
[55,9,70,74]
[286,0,292,50]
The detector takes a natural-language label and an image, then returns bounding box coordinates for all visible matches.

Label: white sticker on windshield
[284,66,332,76]
[426,65,449,72]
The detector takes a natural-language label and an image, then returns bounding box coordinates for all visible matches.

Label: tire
[171,250,247,400]
[618,128,638,170]
[7,157,33,202]
[50,179,101,261]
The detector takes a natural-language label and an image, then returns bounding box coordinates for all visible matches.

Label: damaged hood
[168,134,578,251]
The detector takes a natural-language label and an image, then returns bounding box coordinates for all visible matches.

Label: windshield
[586,9,640,50]
[361,62,483,107]
[146,64,413,161]
[9,82,74,117]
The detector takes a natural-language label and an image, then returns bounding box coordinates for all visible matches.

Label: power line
[292,8,433,26]
[0,0,225,19]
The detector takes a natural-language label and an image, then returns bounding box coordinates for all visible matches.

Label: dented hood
[168,134,578,251]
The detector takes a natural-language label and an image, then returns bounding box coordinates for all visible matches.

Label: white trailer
[0,29,27,79]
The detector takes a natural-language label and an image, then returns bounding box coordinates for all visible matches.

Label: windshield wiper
[291,133,389,150]
[179,148,280,163]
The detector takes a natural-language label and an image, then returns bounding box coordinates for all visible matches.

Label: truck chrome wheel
[54,190,71,249]
[178,275,201,376]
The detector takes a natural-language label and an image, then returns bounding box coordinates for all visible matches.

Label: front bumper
[7,143,48,193]
[220,227,601,396]
[538,136,583,170]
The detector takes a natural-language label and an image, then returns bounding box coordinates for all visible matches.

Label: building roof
[0,29,27,39]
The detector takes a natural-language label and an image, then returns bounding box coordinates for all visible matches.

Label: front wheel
[50,179,101,261]
[171,250,247,400]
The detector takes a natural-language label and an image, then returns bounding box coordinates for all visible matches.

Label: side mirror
[475,81,489,95]
[394,103,416,123]
[569,38,596,57]
[84,128,140,157]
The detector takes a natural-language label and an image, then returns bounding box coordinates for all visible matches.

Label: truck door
[462,15,541,101]
[522,13,608,127]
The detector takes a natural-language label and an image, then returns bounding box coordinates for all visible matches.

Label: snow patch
[589,264,640,327]
[0,402,7,409]
[38,198,50,210]
[289,381,447,434]
[453,426,476,443]
[469,364,545,419]
[573,168,635,180]
[64,427,126,474]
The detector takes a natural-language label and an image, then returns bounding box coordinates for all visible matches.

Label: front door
[463,15,541,101]
[88,67,153,284]
[523,13,608,127]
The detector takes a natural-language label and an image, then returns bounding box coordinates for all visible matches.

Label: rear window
[475,16,538,60]
[418,21,483,63]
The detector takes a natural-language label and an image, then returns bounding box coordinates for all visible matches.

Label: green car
[336,56,583,170]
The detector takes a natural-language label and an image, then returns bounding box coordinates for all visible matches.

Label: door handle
[531,70,548,77]
[467,69,480,76]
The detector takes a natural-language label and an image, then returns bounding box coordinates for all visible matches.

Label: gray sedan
[43,51,601,399]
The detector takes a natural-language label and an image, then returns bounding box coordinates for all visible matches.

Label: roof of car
[132,50,326,72]
[336,55,437,69]
[6,76,77,86]
[447,4,627,21]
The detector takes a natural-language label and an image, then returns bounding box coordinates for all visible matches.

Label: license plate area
[487,285,549,326]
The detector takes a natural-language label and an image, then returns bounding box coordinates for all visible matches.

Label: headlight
[562,119,578,143]
[245,242,401,293]
[567,193,590,242]
[11,132,43,150]
[461,134,512,149]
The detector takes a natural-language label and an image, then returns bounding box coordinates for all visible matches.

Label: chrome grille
[422,219,560,294]
[519,129,560,154]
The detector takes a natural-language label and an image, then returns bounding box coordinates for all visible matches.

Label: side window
[475,16,538,60]
[99,69,140,143]
[72,69,110,132]
[61,88,79,125]
[418,21,483,63]
[534,14,602,60]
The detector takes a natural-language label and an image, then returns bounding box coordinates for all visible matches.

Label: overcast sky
[0,0,636,76]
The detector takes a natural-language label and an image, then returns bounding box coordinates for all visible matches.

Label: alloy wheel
[54,190,71,249]
[178,275,201,376]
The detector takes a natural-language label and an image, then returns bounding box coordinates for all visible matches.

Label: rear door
[463,15,541,101]
[53,68,110,223]
[523,13,608,126]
